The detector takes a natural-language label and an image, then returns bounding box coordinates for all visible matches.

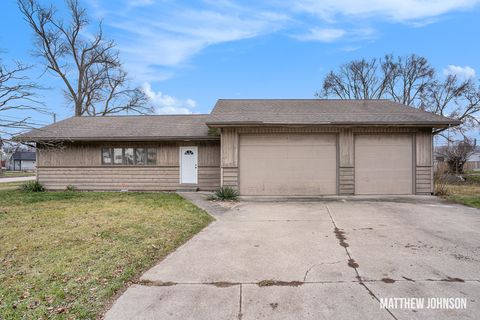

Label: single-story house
[8,151,36,171]
[18,99,460,195]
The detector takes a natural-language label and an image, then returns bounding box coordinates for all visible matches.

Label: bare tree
[437,139,477,174]
[18,0,151,116]
[318,54,479,138]
[421,75,480,137]
[0,60,42,130]
[0,57,44,174]
[318,57,394,100]
[385,54,434,106]
[319,54,434,104]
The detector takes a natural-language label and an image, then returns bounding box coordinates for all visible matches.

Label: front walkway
[0,176,36,183]
[105,193,480,320]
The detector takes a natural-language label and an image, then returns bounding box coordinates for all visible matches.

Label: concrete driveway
[105,195,480,320]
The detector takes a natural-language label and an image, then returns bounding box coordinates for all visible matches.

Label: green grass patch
[0,181,24,191]
[0,190,213,319]
[448,195,480,208]
[446,184,480,209]
[465,175,480,184]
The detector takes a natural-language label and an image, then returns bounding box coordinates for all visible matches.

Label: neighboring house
[9,151,36,171]
[433,150,445,171]
[17,99,459,195]
[0,150,6,169]
[434,146,480,171]
[465,147,480,171]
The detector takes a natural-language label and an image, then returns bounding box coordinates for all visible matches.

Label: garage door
[355,134,413,195]
[239,134,337,196]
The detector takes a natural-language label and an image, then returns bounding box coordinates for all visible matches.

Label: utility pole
[53,113,57,123]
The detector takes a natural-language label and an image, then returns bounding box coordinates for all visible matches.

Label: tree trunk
[447,158,465,174]
[75,100,82,116]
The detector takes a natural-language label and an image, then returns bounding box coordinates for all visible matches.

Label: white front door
[180,146,198,184]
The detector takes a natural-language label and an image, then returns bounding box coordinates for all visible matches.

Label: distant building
[9,151,36,171]
[466,147,480,171]
[434,146,480,171]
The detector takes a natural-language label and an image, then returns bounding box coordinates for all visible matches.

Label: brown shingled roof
[17,114,215,142]
[207,99,461,127]
[17,99,461,142]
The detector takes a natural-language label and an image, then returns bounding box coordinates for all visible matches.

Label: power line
[0,114,51,124]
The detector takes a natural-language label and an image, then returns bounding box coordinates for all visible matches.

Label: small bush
[65,184,76,191]
[21,180,45,192]
[214,186,239,201]
[434,170,449,196]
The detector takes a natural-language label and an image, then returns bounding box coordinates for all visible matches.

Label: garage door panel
[355,134,413,195]
[239,134,337,196]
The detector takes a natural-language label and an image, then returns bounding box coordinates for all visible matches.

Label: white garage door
[239,133,337,196]
[355,134,413,195]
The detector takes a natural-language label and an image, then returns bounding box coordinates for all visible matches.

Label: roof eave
[15,136,220,142]
[206,121,461,128]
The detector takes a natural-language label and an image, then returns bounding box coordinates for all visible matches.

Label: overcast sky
[1,0,479,140]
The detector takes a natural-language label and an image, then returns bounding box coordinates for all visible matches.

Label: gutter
[205,121,462,128]
[14,136,220,143]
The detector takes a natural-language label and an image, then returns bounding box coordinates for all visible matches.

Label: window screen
[124,148,134,165]
[101,148,112,164]
[147,148,157,165]
[135,148,146,165]
[113,148,123,165]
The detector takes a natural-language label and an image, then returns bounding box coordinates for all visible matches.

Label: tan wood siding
[38,166,219,191]
[416,130,433,167]
[237,127,339,133]
[416,166,433,195]
[37,141,220,191]
[414,130,433,195]
[352,127,418,133]
[38,143,101,166]
[339,128,354,167]
[339,167,354,195]
[38,141,220,167]
[199,143,221,167]
[158,144,179,166]
[235,127,420,134]
[221,167,239,189]
[220,128,238,167]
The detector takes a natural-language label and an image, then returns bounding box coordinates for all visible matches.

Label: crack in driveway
[238,284,243,320]
[303,261,343,281]
[325,205,399,320]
